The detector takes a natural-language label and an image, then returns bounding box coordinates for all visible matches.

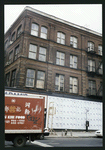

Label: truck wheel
[13,135,26,147]
[39,134,44,140]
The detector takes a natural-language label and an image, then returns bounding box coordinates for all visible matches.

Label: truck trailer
[5,90,45,147]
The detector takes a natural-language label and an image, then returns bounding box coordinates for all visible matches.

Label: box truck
[5,90,45,147]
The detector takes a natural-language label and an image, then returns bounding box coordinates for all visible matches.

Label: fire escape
[86,46,103,99]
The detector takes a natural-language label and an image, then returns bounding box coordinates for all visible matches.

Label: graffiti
[27,114,40,124]
[31,105,42,114]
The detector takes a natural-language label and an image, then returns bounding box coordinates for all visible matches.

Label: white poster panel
[46,96,103,130]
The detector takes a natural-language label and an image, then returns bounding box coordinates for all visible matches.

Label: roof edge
[25,6,102,37]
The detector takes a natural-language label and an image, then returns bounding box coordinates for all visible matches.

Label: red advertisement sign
[5,96,44,132]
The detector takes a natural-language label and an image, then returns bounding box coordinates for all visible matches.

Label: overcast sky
[4,4,102,34]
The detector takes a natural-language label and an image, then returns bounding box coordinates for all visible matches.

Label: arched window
[11,32,15,41]
[98,45,102,55]
[57,32,65,45]
[70,36,77,48]
[17,25,22,38]
[88,41,94,52]
[40,26,47,39]
[31,23,39,36]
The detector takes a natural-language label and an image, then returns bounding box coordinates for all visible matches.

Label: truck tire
[39,134,44,140]
[13,135,26,147]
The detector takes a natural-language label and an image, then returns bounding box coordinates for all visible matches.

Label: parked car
[38,128,49,140]
[95,129,103,137]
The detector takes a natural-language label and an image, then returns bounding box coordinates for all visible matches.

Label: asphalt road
[5,137,103,148]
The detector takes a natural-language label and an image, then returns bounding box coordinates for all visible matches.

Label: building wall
[4,8,102,99]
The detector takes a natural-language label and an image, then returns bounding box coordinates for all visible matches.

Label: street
[5,137,103,148]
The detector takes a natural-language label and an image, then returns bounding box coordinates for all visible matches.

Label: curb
[46,136,97,138]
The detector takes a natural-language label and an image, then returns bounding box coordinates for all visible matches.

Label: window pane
[57,38,60,43]
[29,52,36,59]
[37,71,45,80]
[57,32,60,37]
[32,23,38,30]
[39,47,46,54]
[36,80,44,89]
[61,33,65,39]
[39,55,46,61]
[61,60,64,66]
[61,39,65,44]
[55,76,59,85]
[57,52,60,58]
[30,44,37,53]
[27,69,35,78]
[31,30,38,36]
[61,53,64,59]
[41,27,47,33]
[56,58,60,65]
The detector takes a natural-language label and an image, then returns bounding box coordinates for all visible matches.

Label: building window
[26,69,35,87]
[55,74,64,91]
[70,36,77,48]
[31,23,39,36]
[17,25,22,37]
[88,59,95,72]
[69,77,78,93]
[5,40,9,49]
[88,41,94,51]
[11,32,15,41]
[10,69,16,87]
[5,73,10,86]
[98,45,102,56]
[39,47,46,62]
[100,82,103,96]
[9,50,13,64]
[14,45,20,60]
[56,51,65,66]
[88,80,96,95]
[57,32,65,45]
[70,55,77,68]
[36,71,45,89]
[98,62,103,74]
[40,26,47,39]
[28,44,37,60]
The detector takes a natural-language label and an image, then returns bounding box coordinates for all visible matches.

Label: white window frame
[9,50,13,63]
[70,55,77,68]
[88,80,96,95]
[39,47,46,62]
[70,36,77,48]
[88,42,94,52]
[99,62,103,74]
[17,25,22,37]
[28,44,37,60]
[56,51,65,66]
[69,77,78,94]
[31,23,39,36]
[14,45,19,60]
[40,26,47,39]
[26,69,35,87]
[55,74,64,91]
[36,71,45,89]
[98,45,102,56]
[57,32,65,45]
[88,59,95,72]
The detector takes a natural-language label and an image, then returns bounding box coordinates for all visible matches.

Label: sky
[4,4,102,34]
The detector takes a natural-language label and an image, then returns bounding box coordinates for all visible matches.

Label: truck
[5,89,45,147]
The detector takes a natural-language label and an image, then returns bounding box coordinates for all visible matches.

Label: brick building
[4,6,103,130]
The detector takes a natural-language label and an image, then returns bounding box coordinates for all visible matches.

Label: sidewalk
[48,131,97,138]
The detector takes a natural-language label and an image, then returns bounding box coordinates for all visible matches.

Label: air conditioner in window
[70,41,73,47]
[5,62,10,66]
[9,41,13,45]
